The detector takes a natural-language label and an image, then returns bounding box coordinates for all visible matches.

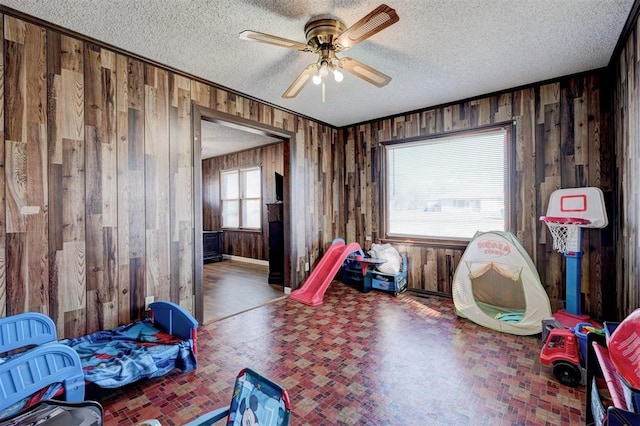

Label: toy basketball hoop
[542,187,608,254]
[540,216,591,254]
[541,187,608,317]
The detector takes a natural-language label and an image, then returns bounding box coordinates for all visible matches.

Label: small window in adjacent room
[384,126,512,241]
[221,166,262,230]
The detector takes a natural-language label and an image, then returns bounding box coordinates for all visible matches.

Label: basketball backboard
[543,187,608,228]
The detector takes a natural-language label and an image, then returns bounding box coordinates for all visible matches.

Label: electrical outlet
[145,296,155,311]
[304,262,310,271]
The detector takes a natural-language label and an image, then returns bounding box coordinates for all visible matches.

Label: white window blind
[385,128,509,240]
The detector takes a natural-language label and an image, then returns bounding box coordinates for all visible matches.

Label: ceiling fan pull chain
[322,81,326,103]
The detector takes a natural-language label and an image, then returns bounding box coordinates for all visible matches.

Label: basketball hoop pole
[541,187,608,321]
[564,234,582,316]
[540,215,590,317]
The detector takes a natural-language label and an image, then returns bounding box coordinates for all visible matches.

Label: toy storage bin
[341,261,363,284]
[341,253,370,292]
[573,322,593,364]
[365,254,408,296]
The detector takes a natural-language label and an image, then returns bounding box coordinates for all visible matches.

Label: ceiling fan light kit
[239,4,399,100]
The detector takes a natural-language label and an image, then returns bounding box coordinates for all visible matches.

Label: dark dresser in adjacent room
[267,203,284,283]
[203,230,223,263]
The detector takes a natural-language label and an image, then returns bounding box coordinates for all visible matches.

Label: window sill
[380,236,470,249]
[221,228,263,234]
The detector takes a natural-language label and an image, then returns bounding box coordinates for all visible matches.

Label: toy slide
[290,240,362,306]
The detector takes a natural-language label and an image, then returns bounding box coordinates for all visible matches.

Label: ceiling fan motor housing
[304,19,346,52]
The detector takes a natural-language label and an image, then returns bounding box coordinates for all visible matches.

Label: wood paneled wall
[613,12,640,320]
[202,142,284,260]
[293,122,340,285]
[340,75,616,319]
[0,12,335,336]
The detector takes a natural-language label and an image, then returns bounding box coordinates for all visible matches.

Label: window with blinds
[384,127,511,240]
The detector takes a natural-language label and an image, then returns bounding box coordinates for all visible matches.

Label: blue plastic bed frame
[149,301,199,351]
[0,301,199,416]
[0,312,85,413]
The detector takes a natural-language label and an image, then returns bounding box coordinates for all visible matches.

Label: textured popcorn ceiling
[0,0,634,130]
[200,121,281,159]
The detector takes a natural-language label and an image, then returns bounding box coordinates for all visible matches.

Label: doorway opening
[203,259,284,322]
[192,105,295,324]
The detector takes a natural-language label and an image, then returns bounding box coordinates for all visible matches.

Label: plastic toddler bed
[0,301,198,419]
[0,312,84,418]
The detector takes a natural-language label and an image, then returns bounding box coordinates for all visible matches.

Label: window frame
[381,124,515,245]
[220,165,263,231]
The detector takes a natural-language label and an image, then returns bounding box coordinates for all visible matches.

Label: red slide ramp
[290,240,362,306]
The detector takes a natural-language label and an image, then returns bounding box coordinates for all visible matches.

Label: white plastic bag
[368,243,401,275]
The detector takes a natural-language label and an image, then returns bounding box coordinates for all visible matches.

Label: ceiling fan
[239,4,399,100]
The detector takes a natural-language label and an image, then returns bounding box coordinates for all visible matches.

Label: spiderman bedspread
[61,319,197,389]
[0,319,196,420]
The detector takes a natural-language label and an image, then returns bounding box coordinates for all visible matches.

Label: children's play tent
[452,231,551,335]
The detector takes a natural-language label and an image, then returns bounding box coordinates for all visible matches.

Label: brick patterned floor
[99,283,585,425]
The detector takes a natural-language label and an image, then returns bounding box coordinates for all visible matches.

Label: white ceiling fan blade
[338,57,391,87]
[334,4,399,51]
[239,30,310,51]
[282,64,317,98]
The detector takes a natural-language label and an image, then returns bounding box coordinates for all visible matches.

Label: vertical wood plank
[115,54,130,324]
[494,93,513,123]
[47,30,85,335]
[46,29,61,328]
[5,17,27,235]
[5,17,49,316]
[117,55,145,321]
[586,73,603,317]
[169,73,193,310]
[145,66,171,302]
[423,248,438,292]
[5,233,24,315]
[516,88,537,256]
[542,85,565,308]
[191,80,212,109]
[85,43,117,332]
[26,122,48,314]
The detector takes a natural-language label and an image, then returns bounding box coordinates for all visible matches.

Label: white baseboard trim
[223,254,269,267]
